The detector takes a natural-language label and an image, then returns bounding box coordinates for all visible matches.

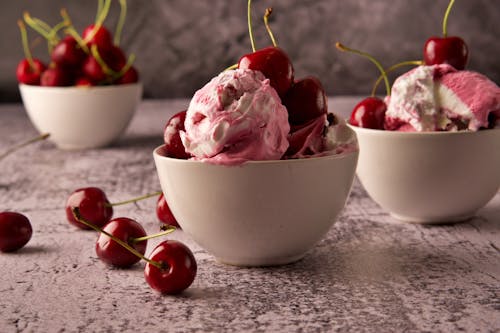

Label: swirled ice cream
[384,64,500,131]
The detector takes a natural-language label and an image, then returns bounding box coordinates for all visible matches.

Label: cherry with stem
[0,133,50,161]
[336,42,389,130]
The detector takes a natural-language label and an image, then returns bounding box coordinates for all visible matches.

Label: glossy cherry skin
[283,76,327,126]
[0,212,32,252]
[144,240,197,294]
[238,46,294,98]
[65,187,113,230]
[16,59,46,85]
[349,97,387,129]
[423,36,468,70]
[40,67,73,87]
[82,55,107,83]
[51,36,86,68]
[95,217,147,268]
[163,110,190,159]
[75,77,94,86]
[156,193,180,228]
[82,24,113,51]
[102,45,126,72]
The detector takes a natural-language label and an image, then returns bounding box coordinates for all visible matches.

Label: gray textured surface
[1,0,499,102]
[1,98,499,332]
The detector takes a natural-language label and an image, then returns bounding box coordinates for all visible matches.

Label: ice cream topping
[181,68,290,165]
[384,64,500,131]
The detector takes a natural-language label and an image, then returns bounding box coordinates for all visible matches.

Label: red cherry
[82,24,113,51]
[95,217,147,267]
[283,76,327,126]
[16,59,46,85]
[75,77,94,86]
[82,55,107,83]
[163,110,190,159]
[156,193,180,228]
[238,46,294,97]
[349,97,387,129]
[65,187,113,230]
[116,66,139,85]
[0,212,33,252]
[144,240,197,294]
[423,36,468,70]
[51,36,86,68]
[102,45,126,72]
[40,67,74,87]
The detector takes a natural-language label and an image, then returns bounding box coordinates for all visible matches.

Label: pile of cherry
[16,0,138,87]
[1,182,196,294]
[163,2,331,159]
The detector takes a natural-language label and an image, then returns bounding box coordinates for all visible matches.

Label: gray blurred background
[1,0,499,102]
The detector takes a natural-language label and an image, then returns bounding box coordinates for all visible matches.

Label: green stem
[370,60,423,96]
[90,44,117,76]
[65,27,90,54]
[17,20,34,68]
[442,0,455,37]
[336,42,391,96]
[23,12,52,40]
[263,7,277,47]
[247,0,256,52]
[96,0,104,23]
[114,0,127,46]
[72,207,163,269]
[0,133,50,161]
[108,191,161,207]
[131,226,176,243]
[224,63,238,71]
[114,53,136,80]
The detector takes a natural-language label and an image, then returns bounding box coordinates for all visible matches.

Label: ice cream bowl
[351,126,500,223]
[19,83,142,150]
[153,146,359,267]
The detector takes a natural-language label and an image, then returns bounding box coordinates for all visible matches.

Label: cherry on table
[96,217,147,268]
[156,193,180,228]
[349,97,387,129]
[283,76,327,126]
[163,110,190,159]
[0,212,33,252]
[238,46,294,98]
[144,240,197,294]
[16,59,46,85]
[65,187,113,230]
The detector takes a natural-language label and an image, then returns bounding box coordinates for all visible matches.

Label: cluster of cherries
[16,0,138,87]
[65,187,196,294]
[341,0,469,130]
[162,1,330,159]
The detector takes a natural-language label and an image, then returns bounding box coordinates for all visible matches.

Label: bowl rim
[153,144,359,166]
[18,82,142,92]
[348,123,500,137]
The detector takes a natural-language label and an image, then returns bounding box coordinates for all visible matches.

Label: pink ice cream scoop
[385,64,500,131]
[181,68,290,165]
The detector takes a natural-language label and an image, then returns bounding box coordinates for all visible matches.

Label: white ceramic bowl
[153,146,359,266]
[351,126,500,223]
[19,83,142,149]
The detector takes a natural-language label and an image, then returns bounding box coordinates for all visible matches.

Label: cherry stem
[84,0,111,45]
[23,12,60,53]
[370,60,424,96]
[247,0,256,52]
[114,0,127,46]
[336,42,391,97]
[65,27,90,54]
[224,63,238,71]
[17,20,35,69]
[263,7,277,47]
[90,44,116,76]
[131,226,176,244]
[96,0,104,23]
[108,191,161,207]
[442,0,455,38]
[0,133,50,161]
[71,207,164,270]
[115,53,136,79]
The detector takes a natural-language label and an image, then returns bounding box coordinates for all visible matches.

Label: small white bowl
[153,146,359,266]
[19,83,142,149]
[351,126,500,223]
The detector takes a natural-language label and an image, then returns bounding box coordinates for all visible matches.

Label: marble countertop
[1,98,499,332]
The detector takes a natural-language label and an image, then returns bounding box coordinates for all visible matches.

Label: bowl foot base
[214,252,307,267]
